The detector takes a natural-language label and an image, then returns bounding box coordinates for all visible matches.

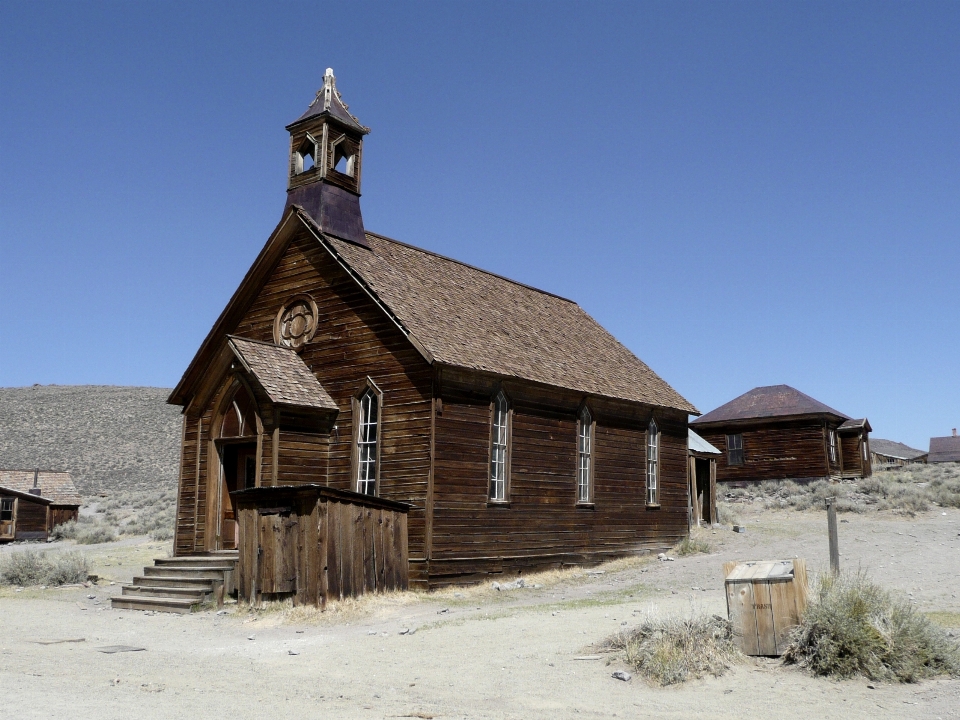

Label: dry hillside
[0,385,180,498]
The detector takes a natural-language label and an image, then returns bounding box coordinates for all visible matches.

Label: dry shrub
[783,571,960,682]
[604,613,742,685]
[675,534,711,556]
[0,549,89,586]
[716,502,740,526]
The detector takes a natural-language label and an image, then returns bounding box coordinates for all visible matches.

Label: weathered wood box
[723,559,808,656]
[233,485,409,607]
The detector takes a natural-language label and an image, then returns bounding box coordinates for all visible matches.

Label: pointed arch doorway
[212,381,261,550]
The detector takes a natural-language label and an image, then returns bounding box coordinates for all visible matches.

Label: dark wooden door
[258,511,298,595]
[220,442,257,550]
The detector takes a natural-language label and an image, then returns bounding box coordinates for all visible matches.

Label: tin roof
[692,385,850,425]
[689,429,721,455]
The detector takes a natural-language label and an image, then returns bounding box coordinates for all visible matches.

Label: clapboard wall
[429,368,689,585]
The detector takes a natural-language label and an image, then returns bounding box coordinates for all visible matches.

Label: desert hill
[0,385,181,497]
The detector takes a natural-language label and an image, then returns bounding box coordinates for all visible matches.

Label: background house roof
[326,230,697,413]
[691,384,850,425]
[929,435,960,463]
[228,336,339,412]
[689,429,721,455]
[870,438,927,460]
[0,470,81,506]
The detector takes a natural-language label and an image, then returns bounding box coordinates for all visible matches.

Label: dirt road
[3,507,959,719]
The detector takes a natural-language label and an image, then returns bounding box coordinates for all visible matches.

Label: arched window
[356,387,380,496]
[577,406,593,503]
[646,418,659,506]
[219,384,258,438]
[489,391,510,502]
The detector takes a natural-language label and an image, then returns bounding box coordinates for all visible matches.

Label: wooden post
[826,498,839,574]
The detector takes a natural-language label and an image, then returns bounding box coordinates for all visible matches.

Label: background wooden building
[929,430,960,464]
[168,70,698,590]
[870,439,928,469]
[0,469,81,541]
[690,385,872,485]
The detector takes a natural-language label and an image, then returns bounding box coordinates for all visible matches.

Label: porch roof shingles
[228,336,338,411]
[326,231,697,413]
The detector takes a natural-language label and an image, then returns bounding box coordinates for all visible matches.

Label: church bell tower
[284,68,371,247]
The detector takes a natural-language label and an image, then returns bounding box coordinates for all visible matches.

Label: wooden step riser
[143,567,228,580]
[154,559,237,570]
[111,598,197,614]
[133,576,215,590]
[122,586,209,601]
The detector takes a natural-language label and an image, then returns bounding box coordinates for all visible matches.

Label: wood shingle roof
[870,439,927,461]
[328,231,697,413]
[929,436,960,463]
[228,336,339,412]
[0,470,81,506]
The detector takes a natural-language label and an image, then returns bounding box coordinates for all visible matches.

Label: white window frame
[489,390,511,502]
[354,380,382,496]
[577,405,594,504]
[829,430,837,464]
[646,418,660,506]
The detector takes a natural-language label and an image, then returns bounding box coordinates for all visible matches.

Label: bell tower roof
[282,69,370,248]
[287,68,370,135]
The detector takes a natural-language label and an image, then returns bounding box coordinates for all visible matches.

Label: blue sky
[1,2,957,449]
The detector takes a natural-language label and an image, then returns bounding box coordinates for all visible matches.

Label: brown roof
[0,470,81,506]
[838,418,872,433]
[326,230,696,412]
[692,385,850,425]
[929,436,960,463]
[228,336,338,411]
[871,439,927,461]
[170,208,697,414]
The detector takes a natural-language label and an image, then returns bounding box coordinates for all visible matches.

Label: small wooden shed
[0,470,82,542]
[688,429,720,526]
[233,484,409,606]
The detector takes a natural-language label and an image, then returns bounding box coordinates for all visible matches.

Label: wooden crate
[723,559,808,656]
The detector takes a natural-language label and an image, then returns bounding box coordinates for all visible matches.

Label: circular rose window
[273,294,319,350]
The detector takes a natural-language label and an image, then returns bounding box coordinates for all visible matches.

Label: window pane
[357,389,379,495]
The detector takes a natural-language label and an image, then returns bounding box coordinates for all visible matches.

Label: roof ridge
[363,231,576,304]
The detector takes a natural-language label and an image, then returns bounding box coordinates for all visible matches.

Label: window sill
[487,500,511,508]
[645,504,661,510]
[575,502,596,509]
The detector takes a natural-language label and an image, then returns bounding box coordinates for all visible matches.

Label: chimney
[29,467,41,496]
[953,428,957,438]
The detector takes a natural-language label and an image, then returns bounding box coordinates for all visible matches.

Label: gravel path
[2,507,959,719]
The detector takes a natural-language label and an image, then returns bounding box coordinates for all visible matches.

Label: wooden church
[168,70,697,591]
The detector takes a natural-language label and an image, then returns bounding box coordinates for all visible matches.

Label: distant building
[870,439,928,469]
[0,469,81,542]
[691,385,872,484]
[929,430,960,464]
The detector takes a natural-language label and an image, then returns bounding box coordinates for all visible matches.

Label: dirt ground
[3,506,960,719]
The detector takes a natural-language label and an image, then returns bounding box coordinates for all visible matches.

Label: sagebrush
[783,571,960,681]
[723,464,960,515]
[0,549,89,586]
[604,613,742,685]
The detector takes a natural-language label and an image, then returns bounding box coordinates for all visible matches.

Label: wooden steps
[111,552,238,614]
